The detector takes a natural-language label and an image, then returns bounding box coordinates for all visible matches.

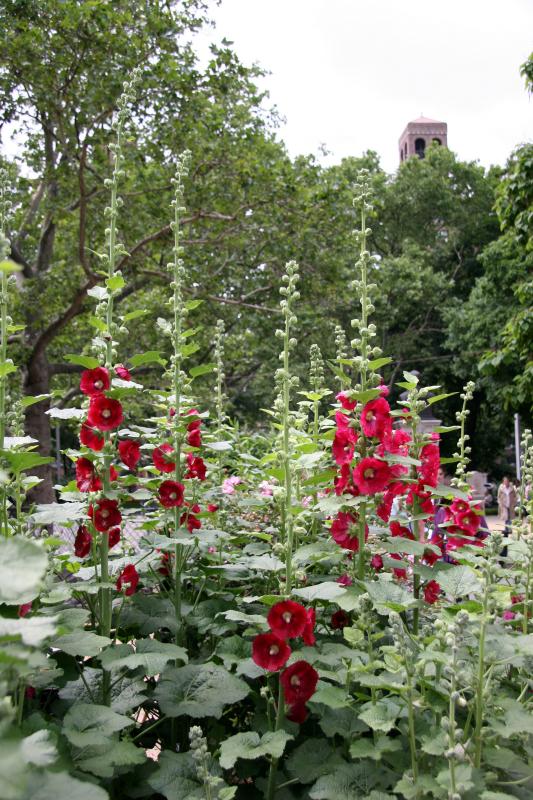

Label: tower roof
[409,115,444,124]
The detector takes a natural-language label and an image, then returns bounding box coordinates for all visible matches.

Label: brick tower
[399,116,447,163]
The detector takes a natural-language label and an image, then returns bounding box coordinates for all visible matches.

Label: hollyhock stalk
[0,175,11,537]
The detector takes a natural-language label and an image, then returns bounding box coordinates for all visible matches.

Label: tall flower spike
[334,323,349,387]
[309,343,325,393]
[452,380,475,492]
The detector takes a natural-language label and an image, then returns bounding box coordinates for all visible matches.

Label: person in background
[498,476,517,535]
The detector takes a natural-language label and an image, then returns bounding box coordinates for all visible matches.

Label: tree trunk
[24,349,54,505]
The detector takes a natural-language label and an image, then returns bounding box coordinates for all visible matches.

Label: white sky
[195,0,533,173]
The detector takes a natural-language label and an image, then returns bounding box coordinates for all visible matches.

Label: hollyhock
[74,525,92,557]
[207,503,219,513]
[108,527,121,549]
[92,499,121,532]
[424,580,441,604]
[252,632,291,671]
[450,498,470,515]
[259,480,275,497]
[371,554,384,571]
[335,409,351,429]
[379,383,390,397]
[336,391,356,411]
[334,463,359,496]
[181,503,202,533]
[80,367,110,397]
[455,508,480,536]
[332,426,358,466]
[222,476,242,494]
[159,480,185,508]
[406,482,435,514]
[390,520,415,541]
[18,602,32,618]
[114,363,131,380]
[422,546,441,566]
[159,551,172,577]
[80,422,105,452]
[331,610,350,630]
[379,428,411,456]
[353,457,392,495]
[118,439,141,469]
[337,574,353,586]
[286,703,308,724]
[87,395,123,431]
[281,660,319,705]
[268,600,308,640]
[187,427,202,448]
[390,553,407,580]
[116,564,139,596]
[76,457,101,492]
[418,443,440,487]
[331,511,368,552]
[503,610,516,621]
[152,443,176,473]
[185,452,207,481]
[360,397,392,440]
[302,608,316,646]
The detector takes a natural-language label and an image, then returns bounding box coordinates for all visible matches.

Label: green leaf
[45,407,85,419]
[0,259,21,273]
[51,631,112,657]
[205,441,233,452]
[358,699,401,733]
[427,391,458,405]
[155,663,249,719]
[21,394,49,408]
[63,703,134,748]
[219,730,293,769]
[402,370,419,385]
[87,286,108,300]
[106,274,125,292]
[76,739,146,778]
[185,299,204,311]
[129,350,166,367]
[147,751,202,800]
[350,735,402,760]
[0,537,48,604]
[99,639,188,675]
[310,763,384,799]
[21,730,58,767]
[489,698,533,737]
[189,363,216,378]
[0,615,57,646]
[368,357,393,370]
[3,451,53,474]
[312,683,351,709]
[123,309,148,322]
[293,582,347,602]
[287,738,345,784]
[0,360,17,378]
[438,566,481,599]
[365,578,416,613]
[28,771,109,800]
[32,501,87,524]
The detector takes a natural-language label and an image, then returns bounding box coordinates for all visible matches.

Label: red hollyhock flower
[390,553,407,580]
[207,503,218,512]
[424,580,441,604]
[450,498,470,515]
[281,660,319,705]
[377,481,408,522]
[332,426,358,466]
[331,511,368,552]
[74,525,92,557]
[334,463,359,496]
[252,632,291,671]
[360,397,392,440]
[93,499,121,532]
[76,457,101,492]
[152,444,176,473]
[418,443,440,487]
[118,440,141,469]
[80,367,110,397]
[159,551,172,577]
[455,508,480,536]
[379,383,390,397]
[80,421,105,452]
[336,391,356,411]
[268,600,308,640]
[18,602,32,617]
[335,410,350,429]
[390,520,415,541]
[286,703,308,724]
[302,608,316,646]
[114,364,131,380]
[180,503,202,532]
[371,554,384,571]
[87,395,123,431]
[185,452,207,480]
[353,457,392,495]
[116,564,139,596]
[187,428,202,447]
[159,480,185,508]
[337,574,353,586]
[406,482,435,514]
[331,610,350,630]
[422,546,441,566]
[108,527,121,549]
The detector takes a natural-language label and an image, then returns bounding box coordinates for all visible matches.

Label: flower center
[290,675,301,686]
[101,509,109,518]
[170,492,177,500]
[282,612,292,624]
[269,645,279,655]
[102,409,111,418]
[94,380,103,389]
[366,411,375,421]
[364,468,375,479]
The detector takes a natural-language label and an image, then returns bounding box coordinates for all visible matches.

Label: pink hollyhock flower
[360,397,392,440]
[423,580,441,604]
[332,426,358,466]
[80,367,110,397]
[267,600,308,640]
[222,476,242,494]
[379,383,390,397]
[353,457,392,495]
[335,410,351,429]
[336,391,356,411]
[281,660,319,705]
[331,511,368,552]
[152,444,176,473]
[116,564,139,596]
[259,480,275,497]
[87,395,123,431]
[503,610,516,621]
[252,632,291,671]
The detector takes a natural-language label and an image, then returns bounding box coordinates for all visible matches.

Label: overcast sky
[195,0,532,174]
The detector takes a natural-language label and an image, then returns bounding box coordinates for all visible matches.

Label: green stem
[473,596,488,767]
[405,671,419,787]
[283,305,293,594]
[266,679,284,800]
[358,501,367,580]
